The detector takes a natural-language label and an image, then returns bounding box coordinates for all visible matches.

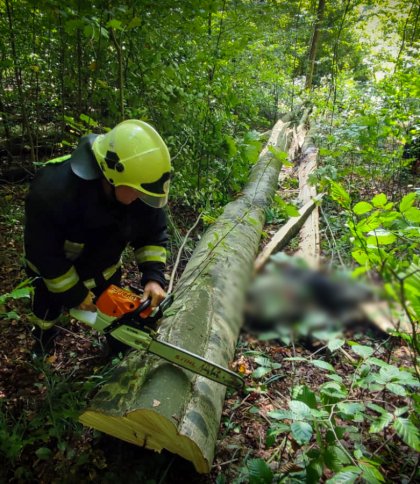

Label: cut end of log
[79,409,210,473]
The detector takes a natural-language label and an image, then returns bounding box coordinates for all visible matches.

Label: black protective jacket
[24,136,168,309]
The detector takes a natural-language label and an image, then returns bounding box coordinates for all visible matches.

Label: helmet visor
[138,191,168,208]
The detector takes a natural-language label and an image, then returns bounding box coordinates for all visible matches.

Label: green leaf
[267,409,293,420]
[289,400,312,419]
[35,447,52,460]
[284,203,300,217]
[324,445,351,471]
[404,207,420,223]
[247,458,273,484]
[352,345,374,359]
[294,385,317,409]
[254,356,272,367]
[106,19,123,30]
[394,406,409,417]
[311,359,336,372]
[127,17,141,29]
[369,412,393,433]
[386,383,407,397]
[399,192,416,213]
[291,421,313,444]
[378,365,400,382]
[328,339,345,352]
[351,249,369,265]
[356,215,382,232]
[320,382,348,399]
[353,201,373,215]
[366,357,389,368]
[326,466,361,484]
[329,181,351,208]
[83,24,94,38]
[252,367,272,379]
[393,418,420,451]
[64,19,84,34]
[7,287,32,300]
[359,462,385,483]
[351,265,368,277]
[283,357,308,362]
[79,113,98,127]
[366,230,397,246]
[326,373,344,383]
[310,408,329,418]
[337,402,365,416]
[306,458,323,482]
[371,193,387,208]
[266,424,289,446]
[224,135,237,157]
[268,145,289,163]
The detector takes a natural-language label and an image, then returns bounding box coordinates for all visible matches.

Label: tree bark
[79,116,300,473]
[295,128,321,268]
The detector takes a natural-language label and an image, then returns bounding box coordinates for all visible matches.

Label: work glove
[142,281,166,309]
[77,290,96,312]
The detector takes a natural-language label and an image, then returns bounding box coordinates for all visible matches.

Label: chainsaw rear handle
[138,298,152,313]
[125,297,152,321]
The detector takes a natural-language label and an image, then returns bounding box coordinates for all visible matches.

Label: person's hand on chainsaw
[76,290,96,312]
[142,281,166,308]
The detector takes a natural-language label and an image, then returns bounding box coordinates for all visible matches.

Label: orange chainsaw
[70,285,244,390]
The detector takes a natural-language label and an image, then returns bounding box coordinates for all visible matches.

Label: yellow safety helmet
[92,120,171,208]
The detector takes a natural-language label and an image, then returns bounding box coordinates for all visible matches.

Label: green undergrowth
[215,333,420,484]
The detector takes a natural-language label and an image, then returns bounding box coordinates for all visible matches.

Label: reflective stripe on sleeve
[44,266,80,293]
[64,240,85,261]
[83,278,96,290]
[135,245,167,264]
[103,258,122,280]
[83,259,122,290]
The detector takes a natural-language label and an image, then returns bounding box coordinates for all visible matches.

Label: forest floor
[0,184,418,483]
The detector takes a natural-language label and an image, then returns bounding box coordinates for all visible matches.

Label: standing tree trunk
[110,28,125,120]
[305,0,325,90]
[78,116,303,473]
[5,0,36,162]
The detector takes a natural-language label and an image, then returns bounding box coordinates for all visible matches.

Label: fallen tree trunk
[295,128,321,268]
[79,116,300,472]
[254,194,323,272]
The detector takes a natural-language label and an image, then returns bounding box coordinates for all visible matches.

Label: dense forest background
[1,0,417,208]
[0,0,419,483]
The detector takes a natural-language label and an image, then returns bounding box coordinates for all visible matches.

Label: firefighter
[24,120,171,354]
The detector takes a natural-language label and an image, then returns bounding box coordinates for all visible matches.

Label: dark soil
[0,184,418,483]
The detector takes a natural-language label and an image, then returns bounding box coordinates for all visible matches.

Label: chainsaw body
[69,284,244,389]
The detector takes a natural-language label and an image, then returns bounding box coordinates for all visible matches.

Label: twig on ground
[168,213,201,293]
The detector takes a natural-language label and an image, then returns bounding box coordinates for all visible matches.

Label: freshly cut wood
[360,301,414,334]
[79,116,300,473]
[254,194,323,272]
[295,129,321,268]
[283,106,311,182]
